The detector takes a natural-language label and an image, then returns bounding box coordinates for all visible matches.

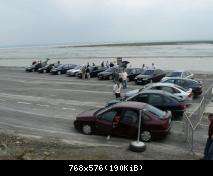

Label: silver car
[66,65,81,76]
[125,82,193,105]
[162,70,194,81]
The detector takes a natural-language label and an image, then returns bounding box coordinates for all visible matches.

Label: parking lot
[0,66,212,158]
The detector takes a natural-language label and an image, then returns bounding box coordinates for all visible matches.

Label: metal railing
[184,83,213,153]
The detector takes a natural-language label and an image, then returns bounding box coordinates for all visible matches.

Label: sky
[0,0,213,46]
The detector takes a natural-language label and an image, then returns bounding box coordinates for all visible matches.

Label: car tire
[82,124,92,135]
[140,131,152,142]
[129,141,146,152]
[109,75,113,80]
[57,71,61,75]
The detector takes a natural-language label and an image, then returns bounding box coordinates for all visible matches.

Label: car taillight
[161,122,169,129]
[188,92,193,98]
[180,102,186,109]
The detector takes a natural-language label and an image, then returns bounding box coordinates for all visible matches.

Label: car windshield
[175,85,188,92]
[105,68,114,72]
[166,72,181,77]
[143,70,154,75]
[58,65,64,69]
[74,65,81,69]
[144,104,166,119]
[126,68,133,74]
[95,107,111,116]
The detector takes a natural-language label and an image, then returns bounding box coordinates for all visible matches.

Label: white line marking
[62,107,71,110]
[36,104,50,107]
[17,101,31,105]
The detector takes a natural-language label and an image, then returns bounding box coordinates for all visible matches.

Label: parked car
[74,101,172,142]
[134,69,166,85]
[25,62,42,72]
[90,66,107,78]
[162,70,194,81]
[107,90,186,118]
[78,66,107,78]
[125,82,193,105]
[161,77,202,97]
[38,63,55,73]
[126,68,143,81]
[97,67,116,80]
[50,64,77,75]
[66,65,82,76]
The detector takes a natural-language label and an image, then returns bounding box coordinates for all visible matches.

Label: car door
[112,109,139,138]
[95,109,119,135]
[147,94,167,111]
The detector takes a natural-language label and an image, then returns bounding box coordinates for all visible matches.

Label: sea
[0,41,213,72]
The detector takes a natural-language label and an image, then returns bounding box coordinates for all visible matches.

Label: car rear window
[143,70,154,75]
[106,68,114,72]
[175,85,188,92]
[143,104,166,119]
[166,72,181,77]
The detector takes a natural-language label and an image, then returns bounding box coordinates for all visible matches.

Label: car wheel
[109,75,113,80]
[140,131,152,142]
[57,71,61,75]
[82,124,92,135]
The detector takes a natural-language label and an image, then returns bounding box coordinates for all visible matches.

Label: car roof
[163,77,193,81]
[137,90,181,100]
[111,101,146,110]
[146,82,177,87]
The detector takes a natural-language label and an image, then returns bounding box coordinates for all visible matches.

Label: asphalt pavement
[0,66,212,158]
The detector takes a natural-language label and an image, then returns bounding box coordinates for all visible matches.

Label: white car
[66,65,81,76]
[161,70,194,82]
[125,82,193,104]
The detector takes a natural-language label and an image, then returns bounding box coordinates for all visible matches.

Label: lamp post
[129,110,146,152]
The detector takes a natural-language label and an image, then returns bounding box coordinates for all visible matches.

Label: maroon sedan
[74,102,172,142]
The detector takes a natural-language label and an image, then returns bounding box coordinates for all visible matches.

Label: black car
[25,62,42,72]
[78,66,107,78]
[50,64,77,75]
[38,63,55,73]
[135,69,166,85]
[126,68,143,81]
[161,77,203,97]
[97,67,116,80]
[107,90,186,118]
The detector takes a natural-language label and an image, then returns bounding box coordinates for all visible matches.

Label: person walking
[121,70,128,89]
[113,81,121,98]
[203,114,213,160]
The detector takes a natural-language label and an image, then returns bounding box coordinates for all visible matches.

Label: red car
[74,102,172,142]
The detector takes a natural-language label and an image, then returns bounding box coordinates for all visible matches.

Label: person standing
[203,114,213,160]
[86,66,90,79]
[81,66,86,80]
[151,63,156,69]
[121,70,128,89]
[113,81,121,98]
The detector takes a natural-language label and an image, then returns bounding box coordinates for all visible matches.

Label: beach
[0,42,213,71]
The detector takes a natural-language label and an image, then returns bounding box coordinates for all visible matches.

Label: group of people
[142,63,157,70]
[81,64,91,80]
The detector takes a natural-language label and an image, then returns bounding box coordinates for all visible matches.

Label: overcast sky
[0,0,213,46]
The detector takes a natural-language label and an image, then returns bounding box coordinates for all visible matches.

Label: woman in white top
[113,82,121,98]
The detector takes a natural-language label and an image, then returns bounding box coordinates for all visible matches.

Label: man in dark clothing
[203,114,213,160]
